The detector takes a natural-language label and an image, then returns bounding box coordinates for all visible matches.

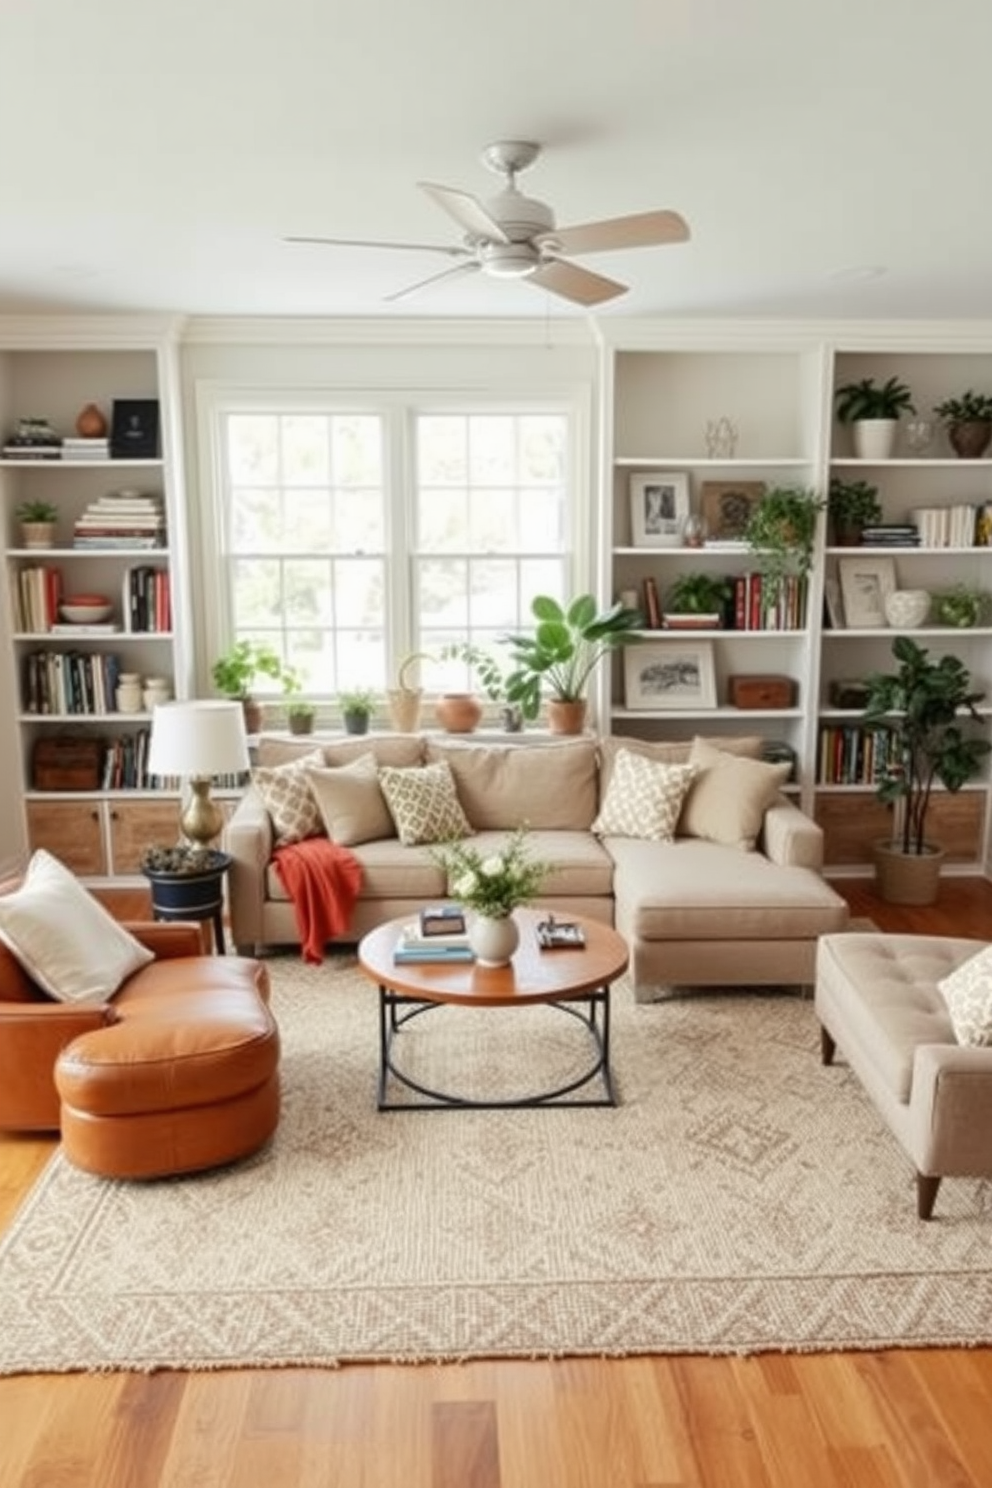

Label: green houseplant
[663,571,732,625]
[743,486,825,612]
[862,636,990,904]
[502,594,642,734]
[212,640,294,734]
[932,390,992,458]
[15,499,59,549]
[338,687,377,735]
[827,476,882,546]
[286,698,317,735]
[834,376,915,460]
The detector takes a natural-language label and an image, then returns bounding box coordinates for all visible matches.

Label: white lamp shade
[147,700,250,778]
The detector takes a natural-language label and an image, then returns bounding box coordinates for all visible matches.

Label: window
[214,399,575,699]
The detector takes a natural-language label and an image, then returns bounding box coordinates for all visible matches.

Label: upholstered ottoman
[54,955,280,1179]
[815,932,992,1218]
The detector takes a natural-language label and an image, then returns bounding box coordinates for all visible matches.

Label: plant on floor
[501,594,642,719]
[743,486,825,610]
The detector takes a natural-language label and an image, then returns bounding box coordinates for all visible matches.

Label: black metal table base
[376,987,615,1111]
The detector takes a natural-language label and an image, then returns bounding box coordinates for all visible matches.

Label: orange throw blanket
[272,838,363,966]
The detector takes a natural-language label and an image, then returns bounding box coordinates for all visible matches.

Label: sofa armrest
[908,1043,992,1172]
[0,1001,115,1131]
[760,795,824,869]
[121,922,206,959]
[224,787,273,952]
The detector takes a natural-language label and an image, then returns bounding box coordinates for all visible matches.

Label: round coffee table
[358,908,629,1110]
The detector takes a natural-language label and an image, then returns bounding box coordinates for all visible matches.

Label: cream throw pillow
[680,737,791,850]
[378,761,473,846]
[251,748,326,846]
[0,849,153,1002]
[938,946,992,1046]
[305,754,394,846]
[592,749,697,841]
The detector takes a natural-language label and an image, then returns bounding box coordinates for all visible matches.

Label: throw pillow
[378,760,473,847]
[251,748,326,846]
[304,754,394,847]
[680,737,791,850]
[0,849,154,1002]
[591,749,697,840]
[938,946,992,1046]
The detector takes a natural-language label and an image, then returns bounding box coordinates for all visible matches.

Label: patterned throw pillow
[378,760,473,847]
[591,748,697,840]
[937,946,992,1046]
[251,748,326,847]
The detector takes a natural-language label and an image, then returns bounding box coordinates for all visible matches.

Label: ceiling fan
[285,140,690,306]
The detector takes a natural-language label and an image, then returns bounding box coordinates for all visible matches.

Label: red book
[642,576,661,630]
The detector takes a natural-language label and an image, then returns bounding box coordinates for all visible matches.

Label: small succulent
[15,500,59,523]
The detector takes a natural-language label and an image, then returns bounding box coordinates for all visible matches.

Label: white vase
[852,419,897,461]
[467,912,520,968]
[884,589,930,629]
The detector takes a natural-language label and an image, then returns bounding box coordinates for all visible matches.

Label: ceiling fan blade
[284,234,469,259]
[384,261,481,304]
[529,258,627,307]
[418,183,510,244]
[542,210,690,257]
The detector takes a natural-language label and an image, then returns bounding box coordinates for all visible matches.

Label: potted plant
[827,477,882,546]
[834,375,916,460]
[930,583,990,629]
[286,699,317,735]
[338,687,377,735]
[663,572,732,628]
[743,486,825,613]
[502,593,642,734]
[439,642,522,731]
[862,637,991,904]
[932,390,992,459]
[15,499,59,550]
[211,639,291,734]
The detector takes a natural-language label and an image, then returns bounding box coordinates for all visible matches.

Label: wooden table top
[358,908,629,1008]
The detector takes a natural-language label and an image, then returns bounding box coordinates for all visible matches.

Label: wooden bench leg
[917,1173,941,1221]
[820,1024,836,1066]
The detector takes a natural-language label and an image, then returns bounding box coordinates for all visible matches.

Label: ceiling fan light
[479,242,539,279]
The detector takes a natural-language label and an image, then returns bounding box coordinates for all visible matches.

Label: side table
[142,851,232,955]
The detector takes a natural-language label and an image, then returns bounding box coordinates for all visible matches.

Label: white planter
[852,419,897,461]
[467,912,520,968]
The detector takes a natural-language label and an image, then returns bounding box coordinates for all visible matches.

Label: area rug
[1,951,990,1375]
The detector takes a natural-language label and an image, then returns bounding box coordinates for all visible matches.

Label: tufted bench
[815,932,992,1218]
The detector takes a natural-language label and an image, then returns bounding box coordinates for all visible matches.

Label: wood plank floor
[1,879,990,1488]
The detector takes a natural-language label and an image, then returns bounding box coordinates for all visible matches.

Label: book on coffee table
[419,903,466,937]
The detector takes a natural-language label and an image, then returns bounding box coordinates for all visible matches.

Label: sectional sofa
[225,731,849,997]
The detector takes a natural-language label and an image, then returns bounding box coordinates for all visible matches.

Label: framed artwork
[629,472,690,548]
[699,480,766,542]
[824,576,845,629]
[624,640,717,710]
[838,556,897,629]
[111,399,160,459]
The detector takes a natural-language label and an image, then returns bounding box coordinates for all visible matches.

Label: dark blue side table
[142,851,232,954]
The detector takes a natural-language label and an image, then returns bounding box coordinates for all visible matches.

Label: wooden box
[32,737,103,791]
[728,674,797,709]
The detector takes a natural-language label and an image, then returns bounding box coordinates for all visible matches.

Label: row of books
[817,724,899,786]
[9,564,171,635]
[908,505,991,549]
[11,566,63,634]
[22,650,125,716]
[124,565,172,633]
[641,573,808,633]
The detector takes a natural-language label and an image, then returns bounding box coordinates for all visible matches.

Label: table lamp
[146,700,250,847]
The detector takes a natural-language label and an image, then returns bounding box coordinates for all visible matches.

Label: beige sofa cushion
[680,738,791,850]
[938,945,992,1046]
[305,754,393,846]
[592,749,697,840]
[379,760,473,846]
[597,734,763,796]
[255,734,424,769]
[425,740,598,830]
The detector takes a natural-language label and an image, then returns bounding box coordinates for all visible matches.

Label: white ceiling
[3,0,991,323]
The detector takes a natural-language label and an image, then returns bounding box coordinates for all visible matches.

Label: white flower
[479,855,505,878]
[452,870,478,899]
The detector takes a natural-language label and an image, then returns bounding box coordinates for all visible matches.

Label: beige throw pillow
[680,737,791,850]
[938,946,992,1046]
[251,748,326,846]
[0,849,153,1002]
[305,754,394,846]
[378,761,473,846]
[592,749,697,841]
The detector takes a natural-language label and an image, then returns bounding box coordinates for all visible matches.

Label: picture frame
[824,575,845,629]
[838,555,897,629]
[699,480,766,542]
[624,640,717,710]
[111,398,160,459]
[629,472,690,548]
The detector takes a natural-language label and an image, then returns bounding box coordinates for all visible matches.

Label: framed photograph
[838,555,897,629]
[111,398,160,459]
[624,640,717,710]
[699,480,766,542]
[629,472,690,548]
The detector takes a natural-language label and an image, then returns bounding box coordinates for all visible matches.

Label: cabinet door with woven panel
[26,800,105,876]
[108,799,183,875]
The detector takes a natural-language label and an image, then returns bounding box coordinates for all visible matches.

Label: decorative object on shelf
[727,674,797,709]
[883,589,931,630]
[703,416,739,458]
[338,687,377,735]
[903,417,934,455]
[628,471,690,547]
[115,673,143,714]
[15,499,59,549]
[681,512,707,548]
[932,390,992,459]
[142,676,173,710]
[110,398,160,459]
[211,639,294,736]
[502,593,643,734]
[146,700,250,848]
[834,376,915,460]
[743,485,825,611]
[838,555,898,629]
[31,736,103,791]
[699,480,765,542]
[389,652,431,733]
[827,476,882,546]
[931,583,990,629]
[861,637,990,905]
[60,594,113,624]
[430,826,548,967]
[823,576,845,629]
[434,692,483,734]
[74,402,108,439]
[663,571,732,628]
[286,700,317,735]
[827,679,870,709]
[5,417,62,457]
[623,640,717,711]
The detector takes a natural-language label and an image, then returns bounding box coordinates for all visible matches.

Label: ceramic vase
[852,419,897,460]
[467,912,520,968]
[75,402,108,438]
[435,692,482,734]
[884,589,930,629]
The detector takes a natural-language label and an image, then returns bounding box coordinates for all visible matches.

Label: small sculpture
[705,416,739,458]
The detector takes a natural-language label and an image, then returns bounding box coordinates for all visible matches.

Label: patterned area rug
[1,950,990,1374]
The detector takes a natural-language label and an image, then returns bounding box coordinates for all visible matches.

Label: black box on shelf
[110,399,160,459]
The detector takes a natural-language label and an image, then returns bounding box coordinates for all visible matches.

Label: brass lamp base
[179,776,225,848]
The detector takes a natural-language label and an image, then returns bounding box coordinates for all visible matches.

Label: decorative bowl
[60,595,113,624]
[884,589,930,630]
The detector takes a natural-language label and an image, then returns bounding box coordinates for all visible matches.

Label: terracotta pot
[547,698,587,736]
[75,402,108,438]
[947,420,992,459]
[434,693,482,734]
[873,840,944,906]
[242,699,264,736]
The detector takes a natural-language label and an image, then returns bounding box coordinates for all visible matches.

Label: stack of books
[61,436,110,462]
[394,906,474,964]
[73,490,167,549]
[860,523,920,546]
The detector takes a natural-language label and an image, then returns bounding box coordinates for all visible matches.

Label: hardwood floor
[1,879,990,1487]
